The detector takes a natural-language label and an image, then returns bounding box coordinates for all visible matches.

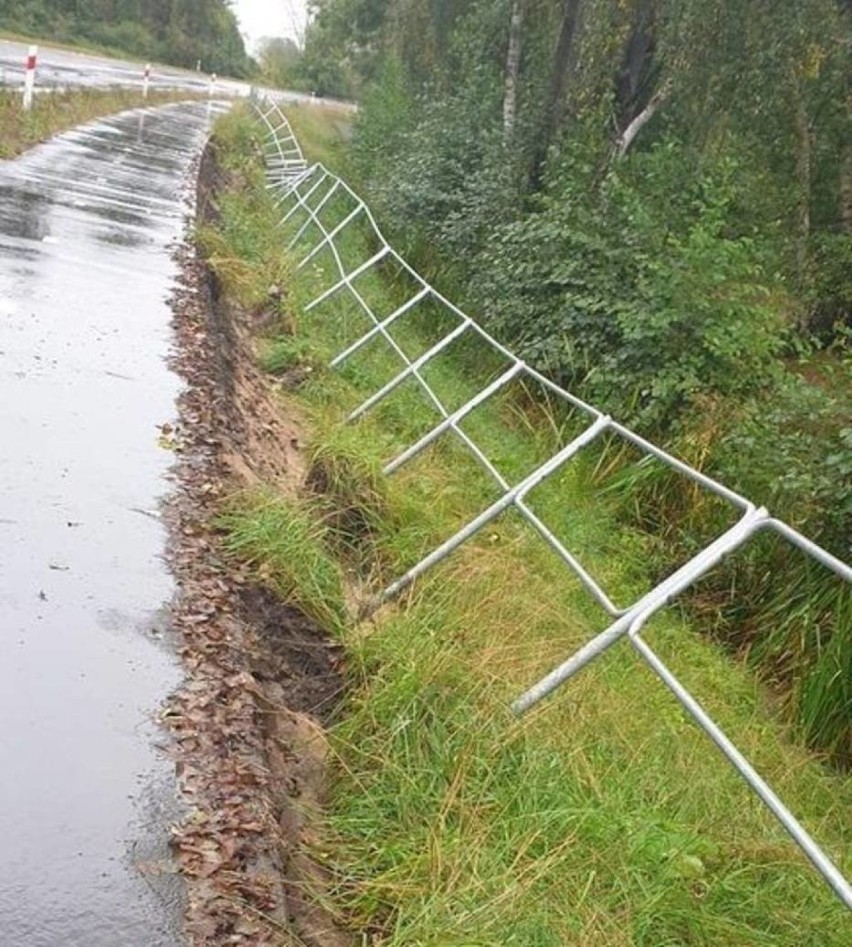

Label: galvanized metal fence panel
[251,97,852,909]
[253,96,309,188]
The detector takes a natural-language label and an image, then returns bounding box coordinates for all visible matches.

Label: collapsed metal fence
[250,96,852,909]
[254,97,309,189]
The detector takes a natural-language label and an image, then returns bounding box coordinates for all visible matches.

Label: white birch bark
[615,79,671,158]
[503,0,524,144]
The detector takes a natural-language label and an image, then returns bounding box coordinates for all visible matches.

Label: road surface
[0,100,226,945]
[0,37,246,96]
[0,37,354,111]
[0,37,355,109]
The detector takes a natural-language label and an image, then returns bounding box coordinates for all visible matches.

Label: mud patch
[195,140,306,494]
[240,586,346,725]
[163,138,351,946]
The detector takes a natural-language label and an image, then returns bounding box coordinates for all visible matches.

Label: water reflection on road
[0,101,226,946]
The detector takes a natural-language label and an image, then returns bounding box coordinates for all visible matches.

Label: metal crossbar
[251,96,852,910]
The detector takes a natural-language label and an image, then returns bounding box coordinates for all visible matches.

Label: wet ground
[0,101,226,946]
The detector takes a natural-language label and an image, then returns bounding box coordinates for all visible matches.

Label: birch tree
[502,0,524,144]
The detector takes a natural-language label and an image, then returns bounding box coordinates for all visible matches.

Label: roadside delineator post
[143,62,151,99]
[22,45,37,111]
[209,73,217,97]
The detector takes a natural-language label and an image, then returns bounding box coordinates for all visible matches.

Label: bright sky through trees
[232,0,308,49]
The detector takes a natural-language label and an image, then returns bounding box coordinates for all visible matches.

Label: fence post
[22,45,37,112]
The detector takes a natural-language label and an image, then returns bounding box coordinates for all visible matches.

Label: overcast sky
[232,0,309,51]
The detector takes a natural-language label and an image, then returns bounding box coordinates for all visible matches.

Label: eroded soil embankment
[163,138,351,946]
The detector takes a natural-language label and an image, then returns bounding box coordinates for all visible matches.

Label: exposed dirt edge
[162,137,351,946]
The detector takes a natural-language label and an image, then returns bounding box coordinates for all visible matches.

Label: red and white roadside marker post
[22,45,37,111]
[143,62,151,99]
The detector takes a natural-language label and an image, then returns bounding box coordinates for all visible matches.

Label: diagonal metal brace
[627,606,852,910]
[365,416,611,612]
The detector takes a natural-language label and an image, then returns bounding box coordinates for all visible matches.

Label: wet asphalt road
[0,38,344,108]
[0,38,246,97]
[0,38,353,111]
[0,101,226,945]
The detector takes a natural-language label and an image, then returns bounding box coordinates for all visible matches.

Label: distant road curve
[0,37,344,108]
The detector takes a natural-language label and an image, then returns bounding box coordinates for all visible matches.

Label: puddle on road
[0,101,228,946]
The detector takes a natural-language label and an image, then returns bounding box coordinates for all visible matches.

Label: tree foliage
[1,0,253,76]
[257,36,301,90]
[311,0,850,483]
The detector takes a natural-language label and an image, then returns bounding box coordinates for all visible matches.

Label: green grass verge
[207,104,851,945]
[281,100,353,173]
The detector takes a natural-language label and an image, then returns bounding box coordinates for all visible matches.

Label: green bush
[474,139,783,432]
[353,61,521,275]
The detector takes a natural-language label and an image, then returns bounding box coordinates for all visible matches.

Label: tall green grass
[219,490,347,634]
[208,105,851,945]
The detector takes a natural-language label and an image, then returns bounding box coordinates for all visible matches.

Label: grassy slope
[206,105,851,945]
[0,86,201,158]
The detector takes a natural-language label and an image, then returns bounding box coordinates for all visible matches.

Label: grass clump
[258,335,319,377]
[306,422,394,561]
[206,105,852,945]
[219,490,347,635]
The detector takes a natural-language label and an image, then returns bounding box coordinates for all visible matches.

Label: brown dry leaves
[164,237,292,945]
[161,139,354,946]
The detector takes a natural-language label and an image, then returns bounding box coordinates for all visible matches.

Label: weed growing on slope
[219,489,347,635]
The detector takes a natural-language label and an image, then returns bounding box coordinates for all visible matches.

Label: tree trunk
[840,74,852,235]
[615,78,670,158]
[791,71,811,293]
[503,0,524,145]
[615,0,657,132]
[526,0,583,193]
[841,143,852,235]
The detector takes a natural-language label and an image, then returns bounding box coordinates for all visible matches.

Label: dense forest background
[299,1,852,764]
[1,0,252,76]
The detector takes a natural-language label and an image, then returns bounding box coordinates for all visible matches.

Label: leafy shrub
[353,59,522,275]
[715,371,851,557]
[473,139,783,432]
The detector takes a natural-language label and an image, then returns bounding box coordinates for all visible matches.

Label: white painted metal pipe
[254,98,852,914]
[511,507,766,714]
[627,608,852,910]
